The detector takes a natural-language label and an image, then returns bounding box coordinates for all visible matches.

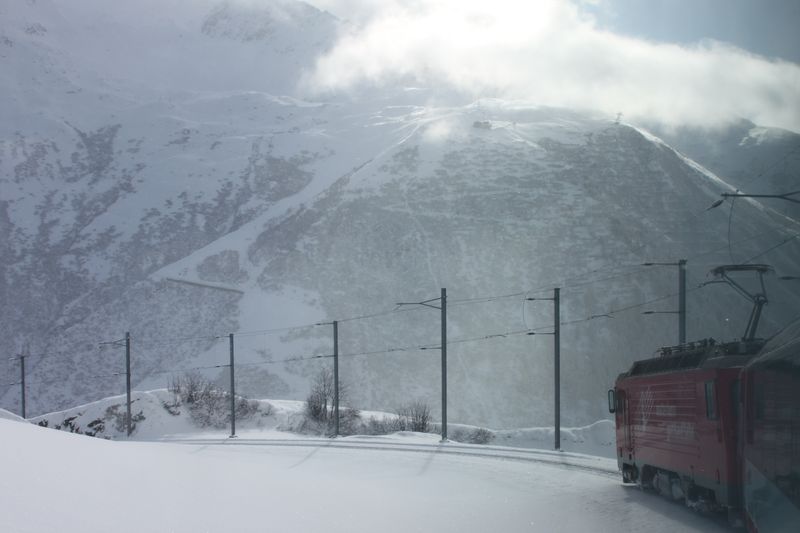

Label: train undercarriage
[623,462,744,527]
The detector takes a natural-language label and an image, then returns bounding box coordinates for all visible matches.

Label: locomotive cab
[612,339,763,511]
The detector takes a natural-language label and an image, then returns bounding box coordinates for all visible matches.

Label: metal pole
[333,320,339,437]
[19,354,26,419]
[441,287,447,441]
[125,332,131,437]
[678,259,687,344]
[229,333,236,438]
[554,288,560,451]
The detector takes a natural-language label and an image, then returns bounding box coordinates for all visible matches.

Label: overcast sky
[305,0,800,131]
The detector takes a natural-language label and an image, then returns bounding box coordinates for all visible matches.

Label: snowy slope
[649,119,800,221]
[26,389,617,458]
[0,407,25,422]
[2,0,799,430]
[0,416,730,533]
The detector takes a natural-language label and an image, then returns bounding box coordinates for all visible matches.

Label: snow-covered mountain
[2,0,799,428]
[648,120,800,221]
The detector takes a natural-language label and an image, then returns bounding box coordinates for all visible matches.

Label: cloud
[304,0,800,131]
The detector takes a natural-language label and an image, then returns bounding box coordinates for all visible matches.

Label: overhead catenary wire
[743,232,800,265]
[1,279,732,419]
[714,143,800,261]
[444,229,786,309]
[447,262,651,306]
[128,301,431,347]
[447,328,537,346]
[14,219,797,360]
[733,143,800,193]
[7,267,709,366]
[10,223,795,392]
[130,334,225,348]
[4,371,126,388]
[7,347,107,362]
[235,353,333,367]
[30,285,711,372]
[240,285,715,362]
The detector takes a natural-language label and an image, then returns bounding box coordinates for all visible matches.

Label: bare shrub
[304,367,359,434]
[190,382,229,428]
[364,415,408,435]
[105,404,146,434]
[168,372,206,404]
[468,427,494,444]
[337,407,362,436]
[396,401,431,433]
[305,367,337,423]
[168,372,257,429]
[364,416,391,435]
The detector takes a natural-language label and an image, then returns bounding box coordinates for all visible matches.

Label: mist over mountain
[2,0,799,428]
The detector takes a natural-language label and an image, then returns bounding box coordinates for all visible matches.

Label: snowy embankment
[0,408,26,422]
[23,389,616,458]
[0,409,728,533]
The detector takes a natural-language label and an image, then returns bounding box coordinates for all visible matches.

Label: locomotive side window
[705,380,718,420]
[755,381,765,420]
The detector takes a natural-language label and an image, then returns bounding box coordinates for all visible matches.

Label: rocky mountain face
[2,0,799,428]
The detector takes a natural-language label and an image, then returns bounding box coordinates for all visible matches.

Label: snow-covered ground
[0,411,728,533]
[24,389,617,458]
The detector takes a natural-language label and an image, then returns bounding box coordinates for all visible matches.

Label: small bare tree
[305,367,359,433]
[306,367,335,423]
[396,401,431,433]
[169,372,207,404]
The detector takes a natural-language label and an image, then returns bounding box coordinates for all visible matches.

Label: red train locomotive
[608,266,799,531]
[609,338,760,512]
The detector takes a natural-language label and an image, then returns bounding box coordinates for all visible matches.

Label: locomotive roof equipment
[708,264,774,342]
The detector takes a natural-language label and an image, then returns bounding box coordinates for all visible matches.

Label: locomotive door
[619,390,634,458]
[625,392,633,453]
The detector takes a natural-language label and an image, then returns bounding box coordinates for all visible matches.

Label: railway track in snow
[156,436,620,479]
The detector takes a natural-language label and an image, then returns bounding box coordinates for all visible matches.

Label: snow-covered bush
[35,404,145,438]
[105,404,146,434]
[450,427,495,444]
[168,372,259,429]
